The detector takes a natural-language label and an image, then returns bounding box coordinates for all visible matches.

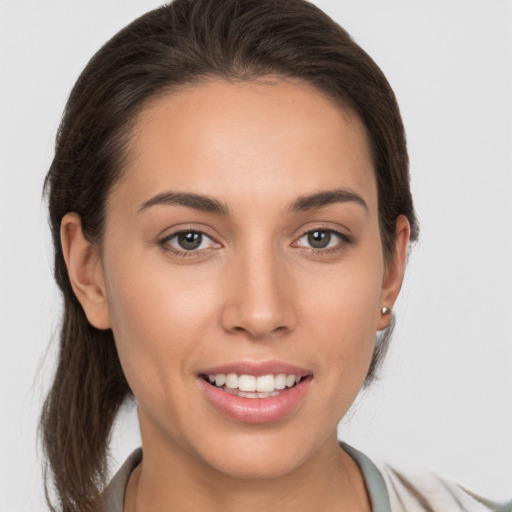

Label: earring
[381,307,391,315]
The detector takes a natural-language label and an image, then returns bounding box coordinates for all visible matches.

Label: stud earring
[381,307,391,315]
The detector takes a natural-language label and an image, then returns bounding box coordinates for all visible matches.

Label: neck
[124,430,371,512]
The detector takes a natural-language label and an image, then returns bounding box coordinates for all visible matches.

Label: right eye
[160,230,220,255]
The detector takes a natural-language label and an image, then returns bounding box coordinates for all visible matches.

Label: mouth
[200,372,307,399]
[197,364,312,423]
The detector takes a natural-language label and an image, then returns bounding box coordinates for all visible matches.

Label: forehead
[111,79,377,215]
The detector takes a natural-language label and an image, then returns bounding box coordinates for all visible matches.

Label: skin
[61,79,409,511]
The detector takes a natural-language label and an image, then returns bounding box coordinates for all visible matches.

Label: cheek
[300,250,384,379]
[102,254,223,398]
[302,249,383,331]
[107,248,218,330]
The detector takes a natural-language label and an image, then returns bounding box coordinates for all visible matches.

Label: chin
[188,425,329,482]
[206,445,308,481]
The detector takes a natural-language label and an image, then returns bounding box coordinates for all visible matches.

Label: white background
[1,1,511,510]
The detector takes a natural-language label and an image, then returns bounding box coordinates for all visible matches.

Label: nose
[220,244,297,340]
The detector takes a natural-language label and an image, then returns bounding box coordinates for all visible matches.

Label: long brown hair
[41,0,419,510]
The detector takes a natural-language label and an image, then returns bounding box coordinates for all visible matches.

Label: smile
[202,373,303,398]
[198,363,312,423]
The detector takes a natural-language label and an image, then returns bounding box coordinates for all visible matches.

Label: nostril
[229,323,290,339]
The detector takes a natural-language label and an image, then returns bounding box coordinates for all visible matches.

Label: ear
[60,212,111,330]
[377,215,410,331]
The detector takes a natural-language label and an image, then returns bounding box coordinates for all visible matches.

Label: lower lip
[198,377,311,424]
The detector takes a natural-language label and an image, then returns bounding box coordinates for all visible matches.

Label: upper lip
[199,360,312,377]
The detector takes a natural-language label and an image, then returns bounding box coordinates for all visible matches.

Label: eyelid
[291,226,353,252]
[158,226,222,257]
[155,223,352,258]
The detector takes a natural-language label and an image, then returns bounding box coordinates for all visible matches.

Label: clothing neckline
[341,442,392,512]
[99,443,391,511]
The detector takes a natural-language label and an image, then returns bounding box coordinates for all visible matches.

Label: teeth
[285,374,296,387]
[256,374,274,392]
[206,373,304,393]
[238,375,256,392]
[224,387,283,399]
[275,374,286,390]
[225,373,238,389]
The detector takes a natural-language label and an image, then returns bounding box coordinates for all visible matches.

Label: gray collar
[99,444,390,511]
[341,442,392,512]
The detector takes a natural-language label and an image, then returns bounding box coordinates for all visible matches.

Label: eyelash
[158,228,352,258]
[158,230,219,258]
[293,229,352,255]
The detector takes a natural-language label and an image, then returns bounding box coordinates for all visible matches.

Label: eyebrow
[137,191,229,215]
[137,187,368,216]
[288,189,368,213]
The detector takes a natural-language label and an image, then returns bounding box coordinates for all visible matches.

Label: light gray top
[98,444,511,511]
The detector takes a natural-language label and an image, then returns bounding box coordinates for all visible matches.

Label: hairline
[98,73,394,262]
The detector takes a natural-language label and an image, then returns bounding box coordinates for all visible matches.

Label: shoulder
[97,448,142,512]
[374,459,511,512]
[342,443,511,512]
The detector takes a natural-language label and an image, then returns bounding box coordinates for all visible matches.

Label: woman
[38,1,510,511]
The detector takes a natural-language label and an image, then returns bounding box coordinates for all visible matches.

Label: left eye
[295,229,343,250]
[162,231,218,252]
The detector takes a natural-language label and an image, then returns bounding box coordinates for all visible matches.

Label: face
[72,79,406,480]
